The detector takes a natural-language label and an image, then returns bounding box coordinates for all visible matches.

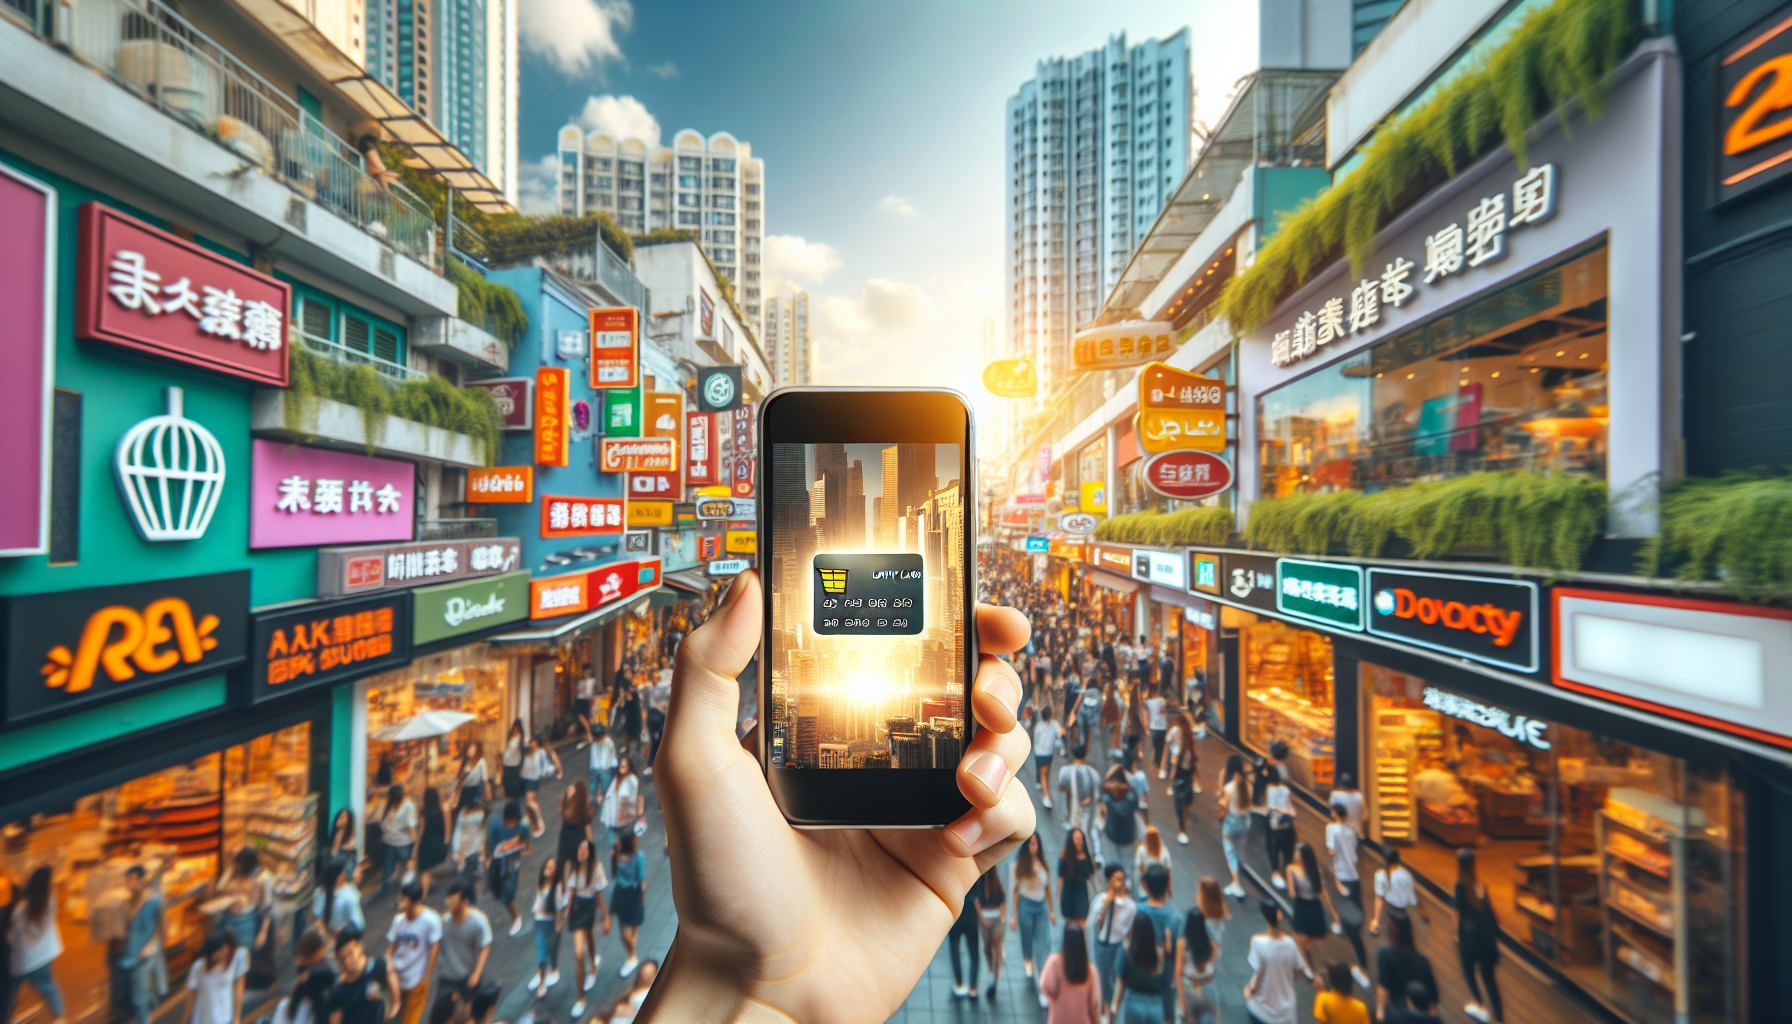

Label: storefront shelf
[1607,885,1673,936]
[1605,841,1671,879]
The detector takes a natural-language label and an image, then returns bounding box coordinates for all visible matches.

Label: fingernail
[994,673,1020,718]
[724,570,752,604]
[967,751,1008,796]
[948,816,983,852]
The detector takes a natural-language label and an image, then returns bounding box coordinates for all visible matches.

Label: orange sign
[535,367,570,466]
[589,307,639,389]
[1071,322,1175,372]
[43,599,221,694]
[530,572,590,618]
[644,392,682,438]
[467,466,534,503]
[1139,362,1225,412]
[262,605,396,686]
[627,500,674,527]
[1140,408,1226,454]
[600,437,677,473]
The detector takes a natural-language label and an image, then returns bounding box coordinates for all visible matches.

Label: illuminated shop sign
[412,571,531,646]
[541,495,625,537]
[1131,550,1187,589]
[249,591,410,704]
[1716,9,1792,203]
[1024,536,1050,553]
[1423,686,1550,750]
[1091,545,1132,575]
[1367,568,1538,673]
[1190,553,1220,596]
[1270,164,1558,369]
[1220,552,1278,612]
[316,538,521,597]
[1275,558,1364,631]
[467,466,534,503]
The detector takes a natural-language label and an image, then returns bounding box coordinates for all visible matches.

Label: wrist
[636,932,781,1024]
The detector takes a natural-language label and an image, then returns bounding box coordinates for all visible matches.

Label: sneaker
[952,984,970,999]
[583,971,596,991]
[1038,990,1050,1009]
[571,1000,586,1019]
[1178,832,1189,845]
[1465,1004,1490,1023]
[1042,796,1053,810]
[1225,882,1247,899]
[509,917,524,936]
[546,970,560,988]
[1351,966,1371,991]
[1158,769,1167,780]
[644,767,653,777]
[621,957,639,978]
[986,982,997,1000]
[1193,782,1202,793]
[1272,874,1286,891]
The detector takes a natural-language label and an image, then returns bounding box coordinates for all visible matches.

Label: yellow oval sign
[982,358,1037,398]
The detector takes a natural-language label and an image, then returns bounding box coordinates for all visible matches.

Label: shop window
[1360,664,1743,1024]
[1258,242,1609,497]
[1,725,316,1024]
[364,644,512,822]
[1239,614,1334,789]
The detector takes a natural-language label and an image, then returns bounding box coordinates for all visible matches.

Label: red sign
[535,368,569,466]
[732,455,755,498]
[530,572,590,618]
[628,471,679,499]
[698,534,721,560]
[76,203,291,386]
[601,437,677,473]
[468,377,531,429]
[589,307,638,389]
[467,466,534,503]
[541,495,625,537]
[686,413,716,484]
[1141,450,1234,499]
[588,560,640,607]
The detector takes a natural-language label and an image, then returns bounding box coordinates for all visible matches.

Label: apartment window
[677,211,701,225]
[594,158,612,170]
[745,253,759,264]
[711,194,735,210]
[746,288,759,299]
[620,161,643,176]
[711,158,737,172]
[594,176,613,189]
[746,272,759,284]
[746,201,761,213]
[679,193,701,207]
[678,174,702,188]
[745,219,760,230]
[650,191,666,202]
[619,196,643,211]
[710,177,736,190]
[709,212,736,226]
[746,183,760,195]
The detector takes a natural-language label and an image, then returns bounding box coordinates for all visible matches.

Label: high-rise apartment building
[1004,29,1191,390]
[365,0,519,204]
[764,291,814,385]
[556,127,767,331]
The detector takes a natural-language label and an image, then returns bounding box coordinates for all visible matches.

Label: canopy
[373,710,476,742]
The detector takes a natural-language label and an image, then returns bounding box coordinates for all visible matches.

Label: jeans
[1118,990,1165,1024]
[126,953,166,1024]
[535,918,560,968]
[11,964,65,1018]
[1221,813,1251,876]
[1016,895,1051,965]
[1093,939,1122,1005]
[947,919,979,988]
[384,842,414,889]
[590,767,614,811]
[1182,983,1218,1024]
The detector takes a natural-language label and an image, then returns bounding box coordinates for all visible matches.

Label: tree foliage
[283,346,503,466]
[446,258,529,347]
[1093,508,1235,546]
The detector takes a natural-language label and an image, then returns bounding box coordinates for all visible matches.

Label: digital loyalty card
[812,553,924,635]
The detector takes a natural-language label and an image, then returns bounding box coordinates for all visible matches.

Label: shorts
[1035,752,1054,774]
[611,884,644,927]
[522,778,541,793]
[574,698,592,721]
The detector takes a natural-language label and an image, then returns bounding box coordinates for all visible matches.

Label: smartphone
[756,387,978,827]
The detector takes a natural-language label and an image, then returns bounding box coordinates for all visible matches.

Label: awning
[665,570,713,594]
[1087,569,1142,594]
[489,584,661,642]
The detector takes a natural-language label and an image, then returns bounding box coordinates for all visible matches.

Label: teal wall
[0,675,228,771]
[0,148,315,606]
[1254,167,1334,243]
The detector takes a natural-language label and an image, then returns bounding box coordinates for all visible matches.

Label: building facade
[763,290,814,386]
[555,127,767,333]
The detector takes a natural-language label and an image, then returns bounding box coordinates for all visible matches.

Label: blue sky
[516,0,1257,401]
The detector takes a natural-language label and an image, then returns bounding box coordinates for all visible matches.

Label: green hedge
[1218,0,1636,334]
[1093,508,1235,546]
[447,258,528,347]
[284,346,503,466]
[1641,473,1792,598]
[1244,472,1606,572]
[484,213,633,266]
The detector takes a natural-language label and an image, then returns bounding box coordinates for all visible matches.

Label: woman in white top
[501,719,526,800]
[378,783,418,893]
[451,802,487,874]
[1133,826,1173,900]
[184,933,247,1024]
[1371,847,1425,935]
[1007,834,1054,985]
[530,858,568,999]
[1216,754,1252,899]
[565,838,612,1019]
[9,866,66,1024]
[519,734,561,838]
[589,725,621,821]
[1243,900,1313,1024]
[601,757,643,838]
[456,741,491,814]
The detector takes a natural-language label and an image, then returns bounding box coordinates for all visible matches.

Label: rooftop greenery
[284,346,503,466]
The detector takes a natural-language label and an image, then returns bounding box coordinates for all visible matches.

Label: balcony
[297,332,426,382]
[2,0,440,272]
[250,389,488,467]
[537,236,649,311]
[412,315,509,373]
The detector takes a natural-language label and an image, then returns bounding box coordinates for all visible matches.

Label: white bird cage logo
[115,386,226,542]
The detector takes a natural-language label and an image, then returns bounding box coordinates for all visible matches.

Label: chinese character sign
[1070,322,1175,372]
[589,307,639,388]
[540,495,625,537]
[686,412,715,484]
[252,595,407,700]
[249,440,413,549]
[535,367,570,466]
[76,203,290,386]
[466,466,534,503]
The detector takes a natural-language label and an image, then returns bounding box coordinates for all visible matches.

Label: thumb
[665,570,762,758]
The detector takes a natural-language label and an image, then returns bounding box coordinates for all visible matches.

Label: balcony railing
[4,0,439,269]
[538,237,648,312]
[298,333,427,382]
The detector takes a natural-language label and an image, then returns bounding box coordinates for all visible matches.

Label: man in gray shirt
[432,881,492,1013]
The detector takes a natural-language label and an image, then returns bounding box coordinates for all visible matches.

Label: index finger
[975,603,1029,655]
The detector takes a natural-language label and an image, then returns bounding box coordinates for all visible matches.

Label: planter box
[414,317,509,373]
[251,391,487,468]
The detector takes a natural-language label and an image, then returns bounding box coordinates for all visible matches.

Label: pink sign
[250,439,415,549]
[0,166,55,556]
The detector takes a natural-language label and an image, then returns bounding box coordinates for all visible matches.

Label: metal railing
[537,235,649,311]
[298,333,427,382]
[6,0,439,270]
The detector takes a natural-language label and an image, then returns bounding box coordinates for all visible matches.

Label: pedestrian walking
[609,832,646,979]
[565,839,611,1018]
[431,882,490,1018]
[379,784,419,893]
[182,933,245,1024]
[275,932,332,1024]
[1108,914,1166,1024]
[1055,744,1101,839]
[645,702,665,775]
[1032,705,1063,808]
[588,726,619,830]
[1165,710,1200,845]
[1133,827,1172,900]
[312,861,365,945]
[1387,980,1445,1024]
[1243,901,1313,1024]
[1374,912,1436,1021]
[1266,766,1296,890]
[618,685,644,766]
[1329,772,1365,837]
[214,849,272,969]
[1087,865,1135,1007]
[119,865,166,1024]
[1314,961,1370,1024]
[558,783,595,865]
[1177,909,1217,1024]
[1097,765,1141,876]
[1120,683,1146,769]
[1288,843,1339,968]
[530,860,566,1000]
[973,868,1006,1000]
[1196,877,1229,961]
[1324,804,1368,970]
[1217,754,1251,899]
[501,721,527,801]
[1144,684,1169,770]
[451,801,486,883]
[1009,833,1054,983]
[484,802,531,936]
[946,873,981,1000]
[1455,849,1504,1023]
[385,882,440,1024]
[601,756,644,849]
[325,933,396,1024]
[1137,864,1179,1023]
[1038,923,1101,1023]
[1370,848,1422,935]
[326,810,362,884]
[418,790,449,895]
[521,735,562,838]
[1056,829,1096,928]
[455,743,491,815]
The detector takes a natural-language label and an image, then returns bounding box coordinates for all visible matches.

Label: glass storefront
[1238,614,1335,789]
[365,645,513,818]
[1360,664,1744,1024]
[1258,242,1609,497]
[1,724,317,1024]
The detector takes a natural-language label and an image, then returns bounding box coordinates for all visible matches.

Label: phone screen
[766,442,967,772]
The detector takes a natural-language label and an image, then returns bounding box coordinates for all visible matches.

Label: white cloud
[762,235,843,295]
[646,60,679,79]
[520,0,631,76]
[573,95,661,146]
[878,195,918,219]
[812,276,994,389]
[517,154,562,215]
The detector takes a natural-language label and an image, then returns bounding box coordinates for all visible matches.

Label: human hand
[639,571,1035,1023]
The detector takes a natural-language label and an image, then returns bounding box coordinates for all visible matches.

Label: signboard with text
[1276,558,1364,631]
[249,590,409,703]
[467,466,534,504]
[628,471,680,500]
[1131,549,1186,589]
[412,571,531,646]
[644,392,682,438]
[725,526,757,554]
[603,387,642,437]
[1717,10,1792,203]
[249,440,414,549]
[1071,321,1174,372]
[1142,450,1233,499]
[589,307,639,388]
[686,413,716,485]
[1138,363,1225,454]
[467,377,531,429]
[535,367,570,466]
[541,495,625,537]
[1091,544,1133,576]
[0,166,54,557]
[531,571,591,619]
[1367,568,1538,672]
[627,500,674,527]
[316,538,521,597]
[696,496,756,521]
[600,437,677,473]
[1220,552,1279,612]
[1190,552,1221,596]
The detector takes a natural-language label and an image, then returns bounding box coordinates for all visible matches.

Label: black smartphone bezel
[755,387,978,828]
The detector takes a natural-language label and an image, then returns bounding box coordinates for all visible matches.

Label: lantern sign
[982,358,1037,398]
[1141,449,1233,500]
[1071,321,1175,372]
[116,387,226,542]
